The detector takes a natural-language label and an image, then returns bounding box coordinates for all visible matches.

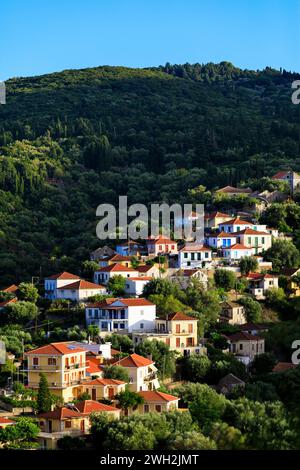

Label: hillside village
[1,170,300,450]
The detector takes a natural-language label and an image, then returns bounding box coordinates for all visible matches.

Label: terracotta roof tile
[138,390,179,402]
[57,280,105,290]
[114,353,154,368]
[46,272,80,280]
[75,400,119,414]
[25,342,86,356]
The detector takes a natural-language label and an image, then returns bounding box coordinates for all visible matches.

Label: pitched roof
[216,186,252,194]
[126,276,152,281]
[114,353,154,368]
[246,272,277,280]
[205,211,231,220]
[25,342,86,356]
[46,272,80,280]
[101,254,132,262]
[221,301,241,309]
[95,263,136,273]
[0,298,18,308]
[219,217,251,226]
[146,236,176,245]
[84,378,125,386]
[57,280,105,290]
[227,332,264,342]
[233,228,270,236]
[137,265,155,273]
[87,298,154,308]
[218,373,245,387]
[166,311,197,321]
[179,244,211,253]
[3,284,19,293]
[223,243,251,251]
[0,417,15,425]
[272,362,297,373]
[210,231,237,238]
[39,407,86,420]
[138,390,179,402]
[75,400,119,414]
[239,322,269,331]
[180,269,203,277]
[272,171,289,179]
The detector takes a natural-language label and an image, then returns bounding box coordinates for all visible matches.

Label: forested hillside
[0,61,300,284]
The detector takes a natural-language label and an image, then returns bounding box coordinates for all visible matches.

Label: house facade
[81,378,126,401]
[178,244,212,269]
[134,390,179,415]
[56,280,106,302]
[94,263,139,285]
[146,236,178,256]
[44,272,81,300]
[112,353,160,392]
[85,298,156,334]
[245,273,278,299]
[222,244,254,260]
[227,332,265,364]
[204,211,232,229]
[220,301,246,325]
[24,343,88,402]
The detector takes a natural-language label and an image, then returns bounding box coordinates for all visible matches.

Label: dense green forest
[0,61,300,284]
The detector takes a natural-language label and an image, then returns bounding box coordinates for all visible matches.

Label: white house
[85,298,156,334]
[112,353,160,392]
[178,244,212,269]
[233,228,272,254]
[44,272,81,300]
[170,269,208,290]
[271,170,300,195]
[222,244,254,260]
[218,217,253,233]
[94,263,139,285]
[206,231,237,249]
[56,280,106,302]
[124,277,152,297]
[245,273,279,299]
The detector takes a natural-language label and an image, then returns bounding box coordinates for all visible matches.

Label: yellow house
[81,378,126,401]
[38,400,120,449]
[220,301,246,325]
[24,342,88,403]
[134,390,179,415]
[132,312,203,356]
[204,211,233,229]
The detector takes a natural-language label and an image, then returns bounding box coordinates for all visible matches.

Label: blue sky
[1,0,299,80]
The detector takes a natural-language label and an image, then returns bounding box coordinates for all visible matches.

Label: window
[88,309,93,318]
[155,405,162,412]
[121,310,125,319]
[188,324,193,333]
[166,338,170,346]
[144,404,150,413]
[176,338,180,348]
[262,237,265,245]
[113,323,119,329]
[184,253,188,259]
[191,253,195,260]
[120,323,125,329]
[239,344,243,350]
[205,252,209,258]
[171,245,175,250]
[176,324,180,333]
[197,253,201,260]
[159,245,162,251]
[140,323,144,329]
[48,358,56,366]
[65,420,71,429]
[33,357,39,366]
[248,237,251,244]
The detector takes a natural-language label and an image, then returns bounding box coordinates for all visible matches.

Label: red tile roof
[0,298,18,308]
[25,342,86,356]
[75,400,119,414]
[3,284,19,293]
[114,353,154,368]
[273,362,297,373]
[84,378,125,386]
[87,298,154,308]
[223,243,251,250]
[179,244,211,253]
[0,417,15,425]
[166,312,197,321]
[126,277,152,281]
[272,171,289,179]
[57,280,105,290]
[138,390,179,402]
[233,228,270,235]
[46,272,80,280]
[101,254,132,262]
[95,263,137,273]
[211,231,237,238]
[39,407,86,420]
[147,236,176,245]
[137,265,155,273]
[219,217,251,226]
[227,332,264,342]
[246,273,277,280]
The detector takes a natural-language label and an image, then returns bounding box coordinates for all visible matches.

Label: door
[48,420,52,433]
[80,420,85,432]
[92,388,97,400]
[108,387,114,399]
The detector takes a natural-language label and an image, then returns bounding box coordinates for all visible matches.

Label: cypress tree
[37,373,52,414]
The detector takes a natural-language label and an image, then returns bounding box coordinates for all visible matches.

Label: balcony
[27,364,60,372]
[144,372,157,382]
[64,363,87,370]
